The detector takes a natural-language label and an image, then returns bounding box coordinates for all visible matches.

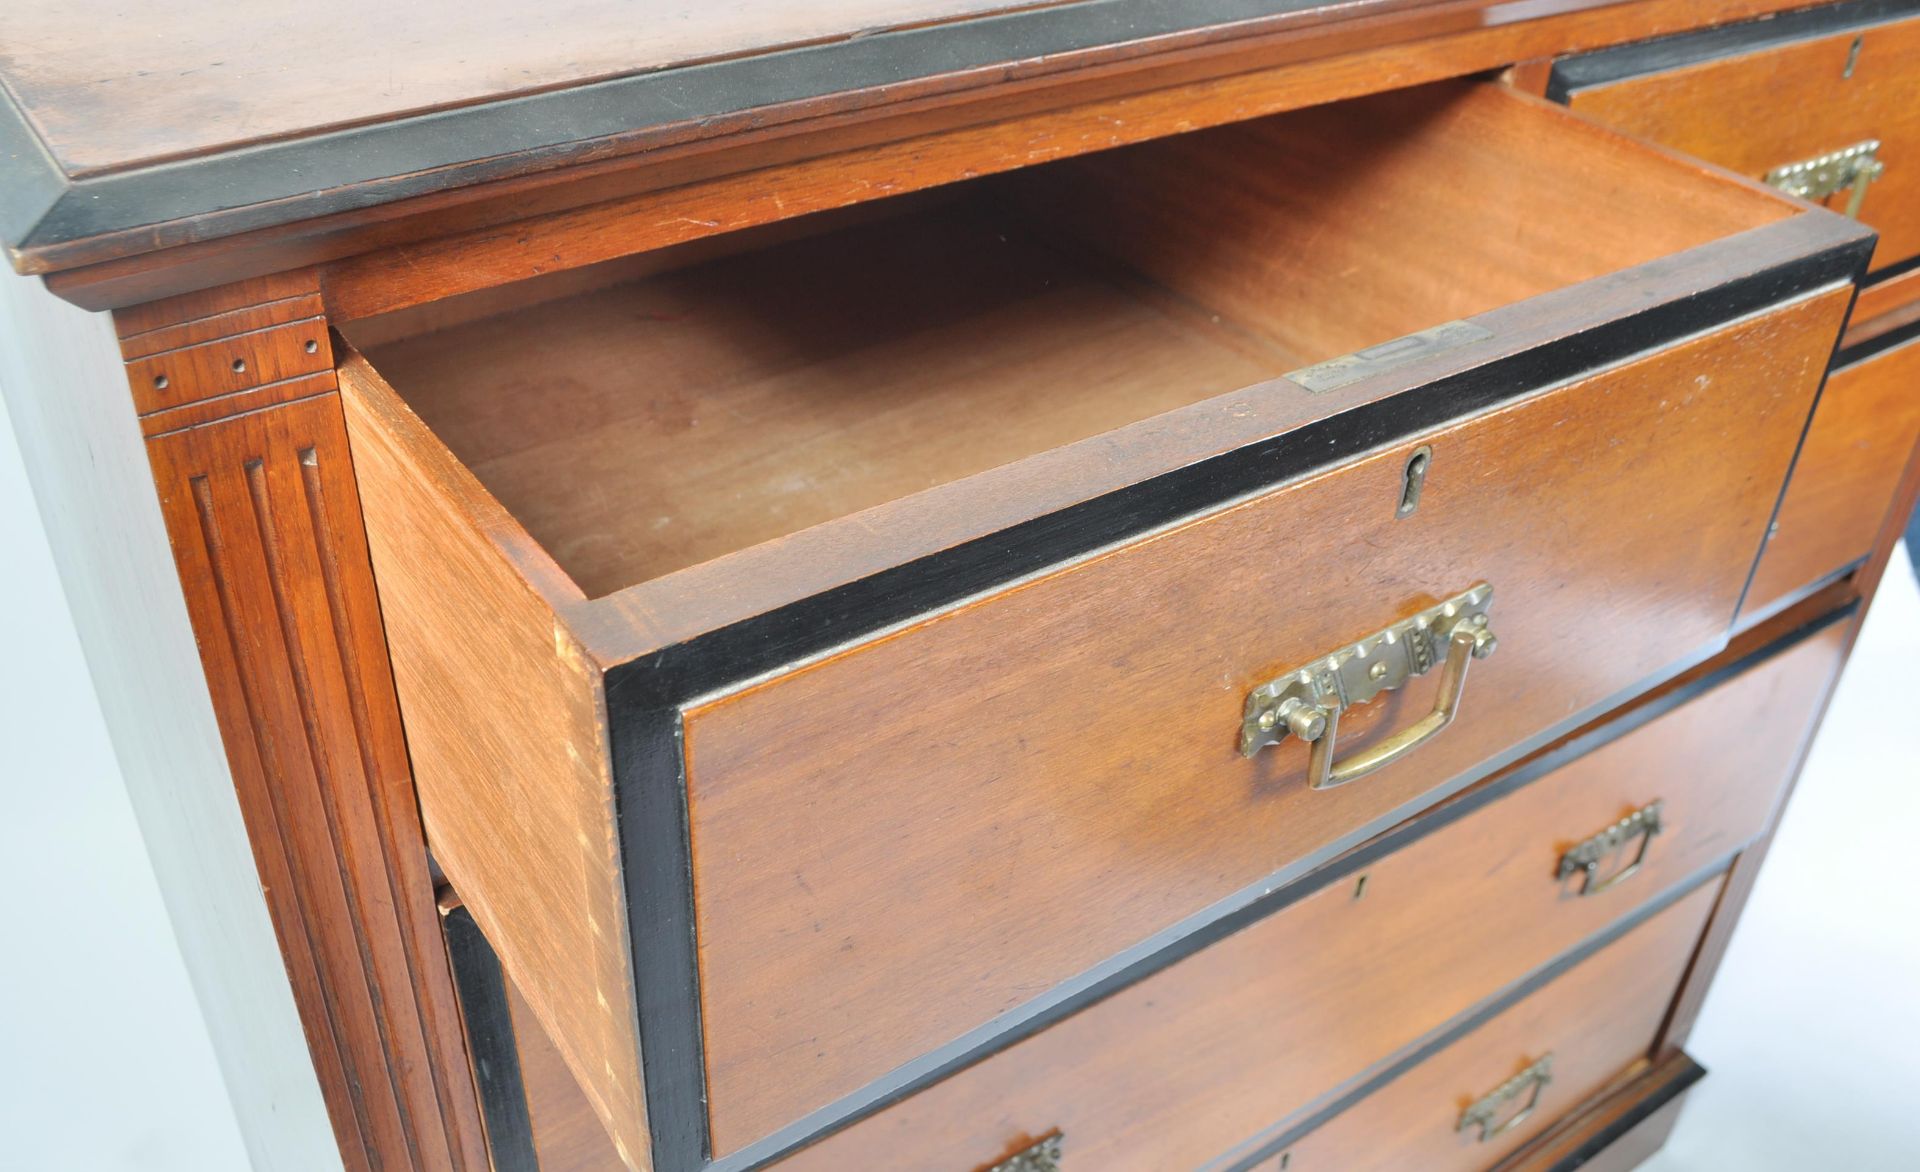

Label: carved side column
[117,272,487,1171]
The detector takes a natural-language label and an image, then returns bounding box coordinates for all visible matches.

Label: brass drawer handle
[1240,584,1498,790]
[1557,800,1664,897]
[988,1134,1063,1172]
[1765,140,1884,219]
[1458,1055,1554,1143]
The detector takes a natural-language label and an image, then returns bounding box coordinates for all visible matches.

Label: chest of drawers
[3,3,1917,1171]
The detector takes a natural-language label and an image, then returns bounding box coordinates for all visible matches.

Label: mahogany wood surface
[682,290,1846,1153]
[0,0,1077,175]
[1744,334,1920,619]
[335,352,653,1172]
[1562,11,1920,270]
[1271,880,1722,1172]
[1492,1050,1701,1172]
[128,280,487,1170]
[24,0,1821,307]
[761,627,1833,1170]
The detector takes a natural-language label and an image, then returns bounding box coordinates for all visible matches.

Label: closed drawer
[338,80,1864,1166]
[1548,1,1920,273]
[761,618,1840,1171]
[1743,330,1920,622]
[1268,878,1723,1172]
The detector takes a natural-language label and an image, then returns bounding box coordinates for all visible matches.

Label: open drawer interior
[342,80,1792,602]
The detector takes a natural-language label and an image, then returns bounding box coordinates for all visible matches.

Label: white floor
[1640,549,1920,1171]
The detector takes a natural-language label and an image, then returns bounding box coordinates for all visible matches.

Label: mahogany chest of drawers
[3,2,1917,1170]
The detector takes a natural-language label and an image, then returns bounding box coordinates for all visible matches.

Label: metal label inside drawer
[1286,320,1494,394]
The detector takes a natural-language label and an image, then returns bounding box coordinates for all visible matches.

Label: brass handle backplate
[1765,139,1884,218]
[987,1134,1063,1172]
[1557,801,1665,897]
[1240,584,1498,789]
[1458,1055,1554,1143]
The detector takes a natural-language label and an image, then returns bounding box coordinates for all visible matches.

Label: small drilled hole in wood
[304,339,319,354]
[231,358,247,373]
[152,374,169,389]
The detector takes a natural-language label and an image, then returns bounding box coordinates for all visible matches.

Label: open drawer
[336,79,1866,1170]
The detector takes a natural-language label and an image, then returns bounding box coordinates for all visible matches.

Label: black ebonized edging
[443,906,540,1172]
[1540,1057,1708,1172]
[1837,306,1920,367]
[2,0,1364,259]
[594,232,1868,1172]
[1546,0,1920,102]
[1218,863,1731,1172]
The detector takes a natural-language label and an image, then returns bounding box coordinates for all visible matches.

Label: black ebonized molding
[1837,306,1920,367]
[594,232,1867,1172]
[1540,1057,1708,1172]
[606,705,711,1172]
[1217,863,1732,1172]
[5,0,1363,257]
[443,906,540,1172]
[722,601,1858,1170]
[1864,250,1920,288]
[0,87,65,250]
[605,232,1870,710]
[1546,0,1920,101]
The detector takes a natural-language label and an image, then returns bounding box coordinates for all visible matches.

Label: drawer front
[1551,4,1920,272]
[1745,331,1920,620]
[1272,878,1722,1172]
[765,621,1841,1172]
[682,288,1847,1150]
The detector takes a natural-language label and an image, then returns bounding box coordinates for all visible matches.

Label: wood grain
[336,351,652,1172]
[763,627,1826,1171]
[1564,12,1920,271]
[1493,1049,1699,1172]
[140,387,486,1171]
[1271,879,1721,1172]
[1744,334,1920,619]
[681,290,1846,1153]
[352,80,1792,606]
[30,0,1821,307]
[0,0,1081,175]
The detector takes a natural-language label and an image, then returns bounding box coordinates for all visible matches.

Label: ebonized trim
[1864,251,1920,288]
[1546,0,1920,101]
[1218,865,1730,1172]
[721,601,1858,1170]
[595,234,1867,1171]
[443,906,540,1172]
[605,233,1869,709]
[1837,306,1920,367]
[3,0,1379,259]
[1539,1057,1708,1172]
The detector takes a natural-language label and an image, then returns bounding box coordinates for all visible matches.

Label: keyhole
[1843,35,1863,79]
[1397,446,1432,518]
[1353,874,1369,900]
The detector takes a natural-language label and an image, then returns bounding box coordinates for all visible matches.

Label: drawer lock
[1458,1054,1554,1143]
[1557,800,1665,896]
[1239,584,1497,789]
[1765,140,1884,219]
[987,1134,1063,1172]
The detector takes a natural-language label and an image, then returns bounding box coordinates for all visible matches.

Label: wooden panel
[766,625,1831,1171]
[142,392,485,1171]
[1844,269,1920,351]
[682,289,1846,1153]
[125,318,334,414]
[1275,879,1722,1172]
[1563,13,1920,270]
[1494,1051,1702,1172]
[336,351,651,1172]
[23,0,1821,299]
[0,0,1081,174]
[1744,335,1920,619]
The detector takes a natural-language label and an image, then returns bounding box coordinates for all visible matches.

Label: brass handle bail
[1241,584,1498,789]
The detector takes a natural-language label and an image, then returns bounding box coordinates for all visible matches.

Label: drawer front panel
[1272,878,1723,1172]
[769,622,1843,1172]
[1554,6,1920,272]
[684,288,1846,1151]
[1745,333,1920,619]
